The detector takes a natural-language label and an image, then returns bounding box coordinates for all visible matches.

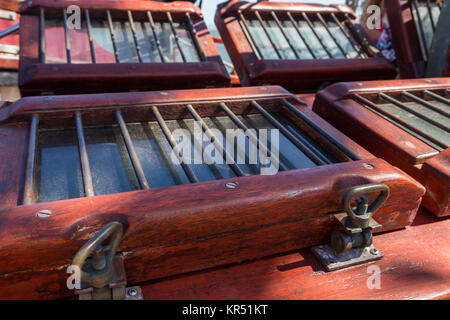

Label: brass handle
[343,183,390,229]
[71,221,123,289]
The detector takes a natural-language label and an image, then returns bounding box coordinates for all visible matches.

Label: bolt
[370,248,379,255]
[127,288,137,296]
[37,209,52,218]
[225,182,238,189]
[363,163,374,170]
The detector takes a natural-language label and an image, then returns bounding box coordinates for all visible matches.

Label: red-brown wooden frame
[313,78,449,217]
[385,0,429,78]
[214,1,397,92]
[0,85,425,299]
[18,0,230,96]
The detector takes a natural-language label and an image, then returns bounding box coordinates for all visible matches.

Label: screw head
[127,288,137,296]
[225,182,238,189]
[363,163,374,170]
[37,209,52,218]
[370,248,379,255]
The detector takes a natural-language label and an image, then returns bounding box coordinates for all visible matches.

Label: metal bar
[127,10,143,63]
[166,12,187,62]
[424,90,450,105]
[426,0,436,31]
[316,13,350,59]
[411,0,428,60]
[251,101,330,166]
[238,10,263,59]
[186,104,245,177]
[270,11,299,59]
[354,94,445,151]
[344,13,376,57]
[185,12,206,61]
[115,110,150,189]
[147,11,165,63]
[23,114,39,205]
[254,10,282,59]
[0,23,19,40]
[75,112,95,197]
[62,9,71,63]
[85,9,96,63]
[151,106,199,183]
[281,99,361,161]
[219,103,289,171]
[39,8,45,63]
[379,93,449,133]
[301,12,333,58]
[402,91,450,117]
[106,10,120,63]
[330,13,366,58]
[286,12,316,59]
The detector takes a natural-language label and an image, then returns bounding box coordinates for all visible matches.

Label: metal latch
[312,183,389,271]
[71,221,143,300]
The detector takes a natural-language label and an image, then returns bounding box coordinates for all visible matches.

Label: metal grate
[22,100,360,204]
[410,0,442,61]
[237,10,371,60]
[354,89,450,152]
[39,8,205,64]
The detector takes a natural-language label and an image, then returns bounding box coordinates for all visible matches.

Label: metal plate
[125,286,144,300]
[311,244,383,271]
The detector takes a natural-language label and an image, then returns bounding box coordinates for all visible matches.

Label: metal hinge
[71,221,143,300]
[312,183,389,271]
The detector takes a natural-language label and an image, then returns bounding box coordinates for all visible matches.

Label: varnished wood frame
[214,1,397,92]
[385,0,428,78]
[0,86,425,299]
[313,78,450,217]
[18,0,230,96]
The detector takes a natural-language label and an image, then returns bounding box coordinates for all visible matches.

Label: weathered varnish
[313,78,449,216]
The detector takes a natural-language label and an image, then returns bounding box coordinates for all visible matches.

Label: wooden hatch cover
[214,0,397,92]
[0,86,425,299]
[18,0,230,96]
[313,77,449,216]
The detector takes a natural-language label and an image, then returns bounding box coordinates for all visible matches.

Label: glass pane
[377,101,450,147]
[113,21,139,63]
[327,20,359,58]
[90,19,116,63]
[128,122,190,187]
[173,21,200,62]
[296,19,329,59]
[260,19,295,59]
[240,114,323,170]
[154,21,200,62]
[175,118,237,181]
[281,19,314,59]
[84,125,140,195]
[312,18,345,59]
[246,18,277,59]
[36,128,84,202]
[44,18,67,63]
[68,19,92,63]
[417,2,434,50]
[34,112,340,202]
[140,22,163,63]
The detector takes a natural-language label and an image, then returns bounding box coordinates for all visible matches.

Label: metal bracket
[312,244,383,271]
[312,183,389,271]
[71,221,143,300]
